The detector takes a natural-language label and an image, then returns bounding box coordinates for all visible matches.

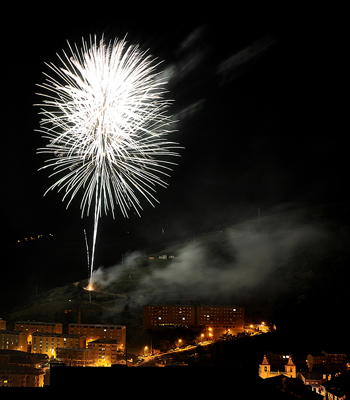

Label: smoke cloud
[91,207,328,310]
[91,251,143,288]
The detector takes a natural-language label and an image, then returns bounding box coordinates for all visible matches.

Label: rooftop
[56,347,90,352]
[88,339,119,344]
[299,371,324,380]
[68,323,125,328]
[15,321,61,326]
[32,332,81,338]
[0,349,48,364]
[0,365,45,375]
[0,330,25,335]
[324,372,350,396]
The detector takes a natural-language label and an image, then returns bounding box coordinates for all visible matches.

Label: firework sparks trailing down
[83,228,93,293]
[36,36,180,286]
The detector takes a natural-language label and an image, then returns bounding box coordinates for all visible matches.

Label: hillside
[3,208,350,351]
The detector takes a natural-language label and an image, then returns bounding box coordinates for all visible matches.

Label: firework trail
[83,229,91,279]
[36,36,180,286]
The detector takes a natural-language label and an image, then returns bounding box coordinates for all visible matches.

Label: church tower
[284,356,296,378]
[259,354,271,379]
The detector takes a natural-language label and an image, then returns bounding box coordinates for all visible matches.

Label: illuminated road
[132,331,269,367]
[134,341,214,367]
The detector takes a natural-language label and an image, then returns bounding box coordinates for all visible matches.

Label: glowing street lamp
[177,339,183,347]
[207,327,214,339]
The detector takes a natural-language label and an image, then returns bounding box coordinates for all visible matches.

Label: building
[298,371,326,396]
[0,318,6,330]
[259,353,297,379]
[259,375,324,399]
[68,323,126,348]
[321,371,350,400]
[144,304,244,336]
[323,352,348,371]
[299,370,325,386]
[31,333,85,358]
[14,321,63,344]
[196,305,244,337]
[0,349,49,368]
[88,339,123,366]
[307,352,347,373]
[0,349,48,388]
[299,352,348,397]
[0,330,28,351]
[56,347,96,367]
[144,305,196,328]
[0,365,45,387]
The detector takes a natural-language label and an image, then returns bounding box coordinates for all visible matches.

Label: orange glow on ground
[84,283,95,291]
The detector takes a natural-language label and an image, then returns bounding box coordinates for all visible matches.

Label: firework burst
[36,35,180,283]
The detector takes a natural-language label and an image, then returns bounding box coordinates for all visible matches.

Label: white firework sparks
[36,36,180,283]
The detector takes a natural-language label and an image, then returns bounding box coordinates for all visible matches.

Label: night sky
[2,7,348,319]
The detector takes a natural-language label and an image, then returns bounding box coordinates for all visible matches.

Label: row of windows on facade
[154,316,189,321]
[1,334,122,344]
[15,323,122,328]
[148,311,242,318]
[33,333,122,340]
[1,340,20,344]
[151,307,241,314]
[215,309,241,312]
[153,315,241,320]
[34,342,79,347]
[69,325,124,329]
[152,310,241,315]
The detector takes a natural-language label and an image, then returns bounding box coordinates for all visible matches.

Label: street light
[207,327,214,340]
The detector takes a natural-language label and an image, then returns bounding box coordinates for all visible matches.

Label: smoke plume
[91,207,328,310]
